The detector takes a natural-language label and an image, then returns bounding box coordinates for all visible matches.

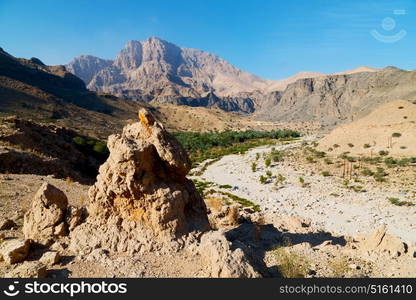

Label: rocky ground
[0,111,415,278]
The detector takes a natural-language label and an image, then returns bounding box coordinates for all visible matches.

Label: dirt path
[194,139,416,246]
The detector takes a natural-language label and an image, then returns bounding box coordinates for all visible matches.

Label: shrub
[273,247,310,278]
[259,175,267,184]
[324,158,333,165]
[347,143,354,148]
[255,153,260,161]
[299,177,305,186]
[306,156,315,163]
[379,150,389,156]
[333,144,340,148]
[73,136,86,146]
[363,144,371,149]
[388,197,414,207]
[275,174,286,185]
[361,168,374,176]
[321,171,331,177]
[218,184,232,189]
[265,157,272,167]
[251,162,257,172]
[392,132,402,138]
[271,149,285,162]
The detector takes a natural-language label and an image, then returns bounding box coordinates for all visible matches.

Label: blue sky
[0,0,414,79]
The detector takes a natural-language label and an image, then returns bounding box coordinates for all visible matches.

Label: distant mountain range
[1,37,415,130]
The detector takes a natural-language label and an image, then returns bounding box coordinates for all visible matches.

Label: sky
[0,0,415,79]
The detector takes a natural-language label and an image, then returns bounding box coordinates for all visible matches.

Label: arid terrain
[0,43,415,278]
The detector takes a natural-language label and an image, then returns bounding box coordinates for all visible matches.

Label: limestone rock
[0,218,17,230]
[39,251,60,265]
[5,262,47,278]
[23,183,68,245]
[198,231,260,278]
[361,225,407,257]
[65,206,84,230]
[0,239,30,264]
[87,109,209,239]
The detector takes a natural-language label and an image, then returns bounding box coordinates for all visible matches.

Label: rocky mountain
[254,67,416,128]
[66,55,113,84]
[67,37,269,113]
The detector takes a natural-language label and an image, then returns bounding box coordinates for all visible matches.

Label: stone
[23,183,68,245]
[198,231,260,278]
[0,239,30,264]
[360,225,407,257]
[5,262,47,278]
[0,218,17,230]
[87,109,210,238]
[65,205,84,230]
[39,251,60,265]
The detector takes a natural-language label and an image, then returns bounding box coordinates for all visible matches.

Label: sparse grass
[387,197,414,207]
[251,162,257,172]
[273,246,310,278]
[379,150,389,156]
[266,170,273,178]
[219,191,260,212]
[321,171,332,177]
[218,184,232,189]
[259,175,268,184]
[330,257,350,278]
[265,157,272,168]
[324,158,333,165]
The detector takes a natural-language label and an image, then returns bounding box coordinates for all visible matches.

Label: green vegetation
[218,184,232,189]
[392,132,402,138]
[259,175,268,184]
[273,246,310,278]
[363,143,371,149]
[266,170,273,178]
[174,129,300,165]
[387,197,414,207]
[379,150,389,156]
[255,153,260,161]
[72,136,109,158]
[251,162,257,172]
[324,158,333,165]
[347,143,354,148]
[275,174,286,185]
[219,191,260,211]
[321,171,332,177]
[270,149,286,162]
[265,157,272,167]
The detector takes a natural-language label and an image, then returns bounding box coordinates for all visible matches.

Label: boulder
[23,183,68,245]
[5,262,47,278]
[39,251,60,265]
[87,109,210,238]
[198,231,261,278]
[0,239,30,264]
[360,225,407,257]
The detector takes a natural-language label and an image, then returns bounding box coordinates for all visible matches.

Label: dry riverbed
[193,139,416,247]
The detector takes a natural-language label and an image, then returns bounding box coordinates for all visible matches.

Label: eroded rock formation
[87,108,210,237]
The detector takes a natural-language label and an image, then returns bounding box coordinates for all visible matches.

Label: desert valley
[0,36,415,278]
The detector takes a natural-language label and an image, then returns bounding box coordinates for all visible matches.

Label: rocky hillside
[255,67,416,129]
[318,99,416,156]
